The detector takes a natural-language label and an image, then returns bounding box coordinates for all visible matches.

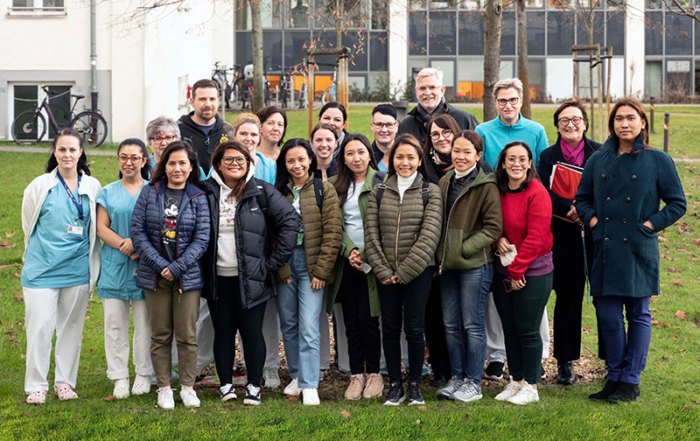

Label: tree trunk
[483,0,503,122]
[250,0,264,112]
[516,0,531,118]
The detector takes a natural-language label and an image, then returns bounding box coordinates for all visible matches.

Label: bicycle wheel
[321,86,335,106]
[11,110,46,145]
[71,111,108,148]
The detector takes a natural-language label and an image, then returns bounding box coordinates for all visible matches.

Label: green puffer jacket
[436,168,503,273]
[277,176,343,283]
[327,169,382,317]
[364,173,443,284]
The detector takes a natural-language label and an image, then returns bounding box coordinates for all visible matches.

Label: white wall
[546,58,574,101]
[625,0,645,98]
[388,1,408,99]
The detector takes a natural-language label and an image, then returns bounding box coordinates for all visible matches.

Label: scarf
[560,138,585,167]
[430,148,454,175]
[415,99,449,130]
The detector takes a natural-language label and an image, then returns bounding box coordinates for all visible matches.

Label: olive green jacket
[277,176,343,283]
[364,173,443,284]
[436,168,502,272]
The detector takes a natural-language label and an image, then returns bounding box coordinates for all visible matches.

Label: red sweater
[499,179,553,281]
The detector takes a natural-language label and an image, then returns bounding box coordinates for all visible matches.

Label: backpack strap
[375,184,387,209]
[420,181,430,209]
[313,176,324,212]
[255,184,268,214]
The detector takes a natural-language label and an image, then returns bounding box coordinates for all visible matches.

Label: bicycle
[211,61,233,110]
[321,70,337,106]
[11,86,108,147]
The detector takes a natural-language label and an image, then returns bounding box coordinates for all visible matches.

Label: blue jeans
[595,296,651,384]
[440,265,492,382]
[276,246,324,388]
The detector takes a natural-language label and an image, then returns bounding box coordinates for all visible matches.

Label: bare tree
[249,0,264,111]
[661,0,700,23]
[484,0,504,121]
[516,0,531,118]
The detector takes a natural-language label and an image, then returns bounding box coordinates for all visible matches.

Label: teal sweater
[476,113,549,168]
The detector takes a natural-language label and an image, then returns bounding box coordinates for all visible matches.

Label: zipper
[394,199,402,270]
[439,178,476,273]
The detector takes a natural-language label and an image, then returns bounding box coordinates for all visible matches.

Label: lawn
[0,105,699,440]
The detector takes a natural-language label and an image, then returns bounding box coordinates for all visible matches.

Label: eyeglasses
[429,129,454,141]
[371,122,396,130]
[222,156,247,166]
[496,97,520,107]
[151,135,176,143]
[505,157,530,166]
[558,117,583,127]
[118,154,143,163]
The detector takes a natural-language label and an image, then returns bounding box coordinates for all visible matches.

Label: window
[501,12,516,56]
[236,0,280,30]
[371,0,388,30]
[576,12,603,47]
[9,0,65,15]
[287,0,311,28]
[665,14,692,55]
[284,31,313,69]
[458,11,484,55]
[606,11,624,55]
[263,31,283,69]
[527,11,545,56]
[343,30,369,71]
[547,11,575,55]
[369,32,388,71]
[409,11,428,55]
[12,84,71,140]
[645,12,663,55]
[429,11,456,55]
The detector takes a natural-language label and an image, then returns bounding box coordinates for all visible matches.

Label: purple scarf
[561,138,585,167]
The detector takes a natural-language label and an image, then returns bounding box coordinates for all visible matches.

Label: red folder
[550,162,584,200]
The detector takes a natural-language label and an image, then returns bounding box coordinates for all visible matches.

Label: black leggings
[208,276,267,387]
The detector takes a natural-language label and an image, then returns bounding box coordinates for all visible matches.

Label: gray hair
[415,68,443,87]
[493,78,523,98]
[146,116,180,140]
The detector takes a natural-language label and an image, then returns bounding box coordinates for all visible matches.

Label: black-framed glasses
[558,117,583,127]
[118,154,143,163]
[496,97,520,107]
[429,129,454,141]
[222,156,247,166]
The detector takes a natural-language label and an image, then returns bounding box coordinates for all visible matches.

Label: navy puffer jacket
[130,180,210,292]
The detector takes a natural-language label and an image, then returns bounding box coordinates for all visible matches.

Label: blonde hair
[233,113,261,135]
[493,78,523,98]
[415,68,443,86]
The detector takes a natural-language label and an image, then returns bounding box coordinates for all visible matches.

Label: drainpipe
[90,0,98,110]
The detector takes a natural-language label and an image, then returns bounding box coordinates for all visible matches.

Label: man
[370,104,398,172]
[178,79,229,174]
[475,78,551,381]
[399,68,479,145]
[476,78,549,168]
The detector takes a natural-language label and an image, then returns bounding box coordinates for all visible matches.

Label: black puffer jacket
[201,174,297,309]
[178,113,229,174]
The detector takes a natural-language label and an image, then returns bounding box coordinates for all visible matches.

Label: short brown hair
[553,99,589,134]
[191,79,219,99]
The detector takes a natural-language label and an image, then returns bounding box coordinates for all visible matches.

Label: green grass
[1,109,699,440]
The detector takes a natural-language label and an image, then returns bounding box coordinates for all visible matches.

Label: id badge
[67,224,84,235]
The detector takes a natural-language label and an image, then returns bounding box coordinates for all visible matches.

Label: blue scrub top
[96,180,147,300]
[22,184,91,289]
[254,152,277,184]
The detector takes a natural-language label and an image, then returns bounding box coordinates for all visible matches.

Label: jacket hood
[178,112,224,132]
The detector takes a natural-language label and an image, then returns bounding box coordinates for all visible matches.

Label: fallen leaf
[660,253,671,259]
[650,297,659,303]
[13,295,23,301]
[679,349,687,354]
[13,273,20,278]
[287,395,299,401]
[683,404,693,409]
[104,395,116,401]
[20,354,25,360]
[672,310,688,320]
[464,413,469,419]
[5,231,15,238]
[673,336,679,340]
[416,419,421,425]
[672,280,683,287]
[89,347,95,352]
[8,336,16,342]
[341,409,351,419]
[649,308,658,312]
[668,267,680,273]
[658,236,668,242]
[691,238,700,246]
[418,405,427,411]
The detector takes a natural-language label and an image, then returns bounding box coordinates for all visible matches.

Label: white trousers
[23,284,89,393]
[485,292,550,363]
[102,298,153,380]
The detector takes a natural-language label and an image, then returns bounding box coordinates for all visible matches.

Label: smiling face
[53,135,83,174]
[613,105,646,145]
[234,123,261,155]
[496,87,522,124]
[343,140,371,178]
[557,105,586,146]
[149,131,178,162]
[319,108,346,137]
[285,146,311,183]
[429,122,455,155]
[190,86,220,124]
[416,75,445,113]
[311,127,337,161]
[261,112,285,145]
[218,148,248,185]
[502,145,532,187]
[393,143,422,178]
[370,112,398,148]
[118,144,147,178]
[451,137,481,172]
[165,149,193,189]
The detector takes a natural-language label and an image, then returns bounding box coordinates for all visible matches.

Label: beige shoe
[362,373,384,399]
[344,374,366,400]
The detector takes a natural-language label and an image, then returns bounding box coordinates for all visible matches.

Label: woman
[537,100,601,385]
[146,116,180,170]
[130,142,210,409]
[364,134,443,406]
[274,138,343,405]
[422,114,462,185]
[435,131,502,402]
[233,113,277,183]
[576,98,686,403]
[96,138,152,399]
[491,141,553,406]
[201,141,297,405]
[310,123,339,180]
[21,128,101,404]
[328,134,384,400]
[257,105,287,161]
[318,101,348,147]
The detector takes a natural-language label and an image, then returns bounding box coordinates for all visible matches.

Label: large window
[9,0,65,15]
[645,12,663,55]
[12,84,71,140]
[458,11,484,55]
[665,14,692,55]
[409,12,428,55]
[547,11,575,55]
[527,12,546,56]
[429,11,456,55]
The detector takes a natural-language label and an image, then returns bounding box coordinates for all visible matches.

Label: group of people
[21,69,686,409]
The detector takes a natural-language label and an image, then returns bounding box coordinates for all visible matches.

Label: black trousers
[208,276,267,387]
[378,269,433,384]
[338,261,380,375]
[425,276,451,382]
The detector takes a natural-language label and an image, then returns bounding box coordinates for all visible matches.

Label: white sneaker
[220,383,237,402]
[495,381,522,402]
[131,375,151,396]
[507,383,539,405]
[302,388,320,406]
[157,388,175,409]
[180,386,201,408]
[284,378,301,396]
[263,367,281,390]
[113,378,130,399]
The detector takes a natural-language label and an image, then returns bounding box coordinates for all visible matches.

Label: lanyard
[56,171,84,221]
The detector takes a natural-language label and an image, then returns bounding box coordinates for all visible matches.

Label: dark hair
[45,128,91,176]
[495,141,541,194]
[310,123,338,142]
[334,133,378,208]
[257,106,288,146]
[387,134,429,180]
[118,138,150,179]
[275,138,317,196]
[191,79,220,99]
[371,104,397,120]
[422,113,461,161]
[608,97,649,147]
[149,140,201,188]
[211,141,253,202]
[453,130,486,170]
[553,99,589,134]
[319,101,347,123]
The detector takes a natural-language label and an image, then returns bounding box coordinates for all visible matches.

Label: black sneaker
[383,381,405,406]
[588,380,619,401]
[243,383,261,406]
[484,361,504,380]
[407,381,425,406]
